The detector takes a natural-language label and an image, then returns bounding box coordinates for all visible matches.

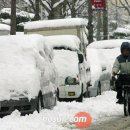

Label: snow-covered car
[45,35,90,102]
[87,39,130,97]
[0,23,10,35]
[0,34,57,116]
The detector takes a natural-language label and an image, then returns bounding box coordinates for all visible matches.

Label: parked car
[45,35,90,102]
[0,23,10,35]
[0,34,57,116]
[87,39,130,97]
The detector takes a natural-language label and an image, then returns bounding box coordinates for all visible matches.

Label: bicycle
[114,74,130,116]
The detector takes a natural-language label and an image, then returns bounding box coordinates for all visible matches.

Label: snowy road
[0,91,124,130]
[87,116,130,130]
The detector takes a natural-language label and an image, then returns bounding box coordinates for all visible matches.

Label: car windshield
[53,48,79,79]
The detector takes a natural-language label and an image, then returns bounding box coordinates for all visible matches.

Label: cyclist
[112,42,130,104]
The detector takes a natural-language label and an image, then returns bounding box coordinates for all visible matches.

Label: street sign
[92,0,106,10]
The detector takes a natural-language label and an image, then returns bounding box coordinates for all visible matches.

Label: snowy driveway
[0,91,124,130]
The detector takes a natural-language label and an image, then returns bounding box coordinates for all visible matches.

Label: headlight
[65,76,79,85]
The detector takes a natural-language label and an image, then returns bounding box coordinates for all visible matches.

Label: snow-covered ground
[0,91,123,130]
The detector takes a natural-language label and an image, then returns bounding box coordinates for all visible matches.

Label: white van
[24,18,88,58]
[0,34,57,116]
[45,35,90,102]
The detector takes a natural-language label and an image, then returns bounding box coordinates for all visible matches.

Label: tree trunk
[103,9,108,40]
[87,0,93,44]
[97,11,102,41]
[10,0,16,35]
[34,0,40,20]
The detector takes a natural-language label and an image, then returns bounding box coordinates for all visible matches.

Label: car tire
[37,94,43,113]
[77,87,83,102]
[84,88,90,98]
[97,82,101,96]
[57,89,61,102]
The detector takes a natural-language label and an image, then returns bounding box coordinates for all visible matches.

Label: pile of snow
[0,8,34,19]
[0,23,10,31]
[53,50,79,80]
[0,8,11,15]
[0,91,123,130]
[88,39,130,49]
[0,34,46,101]
[45,35,80,51]
[17,11,34,19]
[24,18,88,30]
[113,27,130,35]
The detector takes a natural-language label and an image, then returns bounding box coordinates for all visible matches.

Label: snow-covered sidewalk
[0,91,123,130]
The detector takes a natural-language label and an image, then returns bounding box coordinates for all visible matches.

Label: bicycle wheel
[124,90,130,116]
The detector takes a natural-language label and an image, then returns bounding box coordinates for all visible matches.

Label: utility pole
[87,0,93,44]
[34,0,40,20]
[10,0,16,35]
[97,11,102,41]
[103,1,108,40]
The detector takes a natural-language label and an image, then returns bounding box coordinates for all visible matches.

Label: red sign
[92,0,106,10]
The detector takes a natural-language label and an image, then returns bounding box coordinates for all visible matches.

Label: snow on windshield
[53,50,79,83]
[0,23,10,31]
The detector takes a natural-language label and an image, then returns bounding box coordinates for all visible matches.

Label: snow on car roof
[45,35,80,51]
[88,39,130,49]
[0,34,46,101]
[24,18,88,30]
[0,23,10,31]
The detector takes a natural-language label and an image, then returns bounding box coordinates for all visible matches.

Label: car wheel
[97,82,101,96]
[84,85,90,98]
[37,95,43,113]
[57,89,61,102]
[77,87,83,102]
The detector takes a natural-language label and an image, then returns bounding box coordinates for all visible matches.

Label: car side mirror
[78,53,84,64]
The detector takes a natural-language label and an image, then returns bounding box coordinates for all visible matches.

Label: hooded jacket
[112,42,130,74]
[112,55,130,74]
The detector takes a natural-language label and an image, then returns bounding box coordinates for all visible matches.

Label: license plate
[68,92,75,96]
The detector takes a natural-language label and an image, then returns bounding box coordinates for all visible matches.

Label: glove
[112,72,116,76]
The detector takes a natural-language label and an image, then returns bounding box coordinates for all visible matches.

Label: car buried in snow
[45,35,91,102]
[87,39,130,97]
[0,34,58,116]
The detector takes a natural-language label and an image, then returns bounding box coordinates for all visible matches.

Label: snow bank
[45,35,80,51]
[88,39,130,49]
[1,19,11,25]
[0,34,46,101]
[24,18,88,30]
[0,23,10,31]
[0,8,34,19]
[0,91,123,130]
[53,50,79,80]
[0,8,11,15]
